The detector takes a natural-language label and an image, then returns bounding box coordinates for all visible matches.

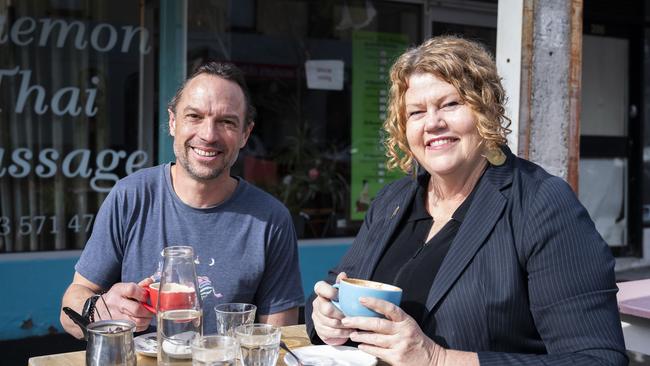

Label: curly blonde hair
[384,35,511,173]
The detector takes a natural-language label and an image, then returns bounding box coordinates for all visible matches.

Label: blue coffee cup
[331,278,402,318]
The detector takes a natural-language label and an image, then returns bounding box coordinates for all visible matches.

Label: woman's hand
[342,297,446,366]
[311,272,353,345]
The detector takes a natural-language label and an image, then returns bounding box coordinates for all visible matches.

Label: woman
[305,36,627,365]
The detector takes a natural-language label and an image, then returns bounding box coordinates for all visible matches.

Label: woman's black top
[371,181,477,324]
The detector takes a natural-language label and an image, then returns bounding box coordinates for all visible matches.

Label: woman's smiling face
[404,72,485,178]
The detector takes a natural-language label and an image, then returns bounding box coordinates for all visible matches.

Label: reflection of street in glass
[134,332,158,357]
[355,180,370,212]
[160,327,199,360]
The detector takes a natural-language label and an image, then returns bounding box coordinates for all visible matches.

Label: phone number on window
[0,214,95,236]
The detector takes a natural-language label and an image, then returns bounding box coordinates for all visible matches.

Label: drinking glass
[157,246,203,366]
[235,323,281,366]
[214,303,256,337]
[191,335,239,366]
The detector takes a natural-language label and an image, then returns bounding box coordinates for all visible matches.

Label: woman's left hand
[342,297,446,366]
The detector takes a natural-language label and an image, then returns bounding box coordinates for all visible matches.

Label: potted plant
[272,122,349,237]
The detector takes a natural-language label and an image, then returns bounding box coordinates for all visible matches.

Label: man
[60,62,304,338]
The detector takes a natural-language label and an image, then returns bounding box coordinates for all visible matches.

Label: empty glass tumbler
[214,303,257,337]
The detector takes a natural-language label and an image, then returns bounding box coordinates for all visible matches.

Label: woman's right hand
[312,272,353,345]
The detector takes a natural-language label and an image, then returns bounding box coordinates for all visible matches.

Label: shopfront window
[0,0,422,252]
[186,0,422,238]
[0,0,157,252]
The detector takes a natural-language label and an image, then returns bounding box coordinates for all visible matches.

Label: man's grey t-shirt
[76,163,304,331]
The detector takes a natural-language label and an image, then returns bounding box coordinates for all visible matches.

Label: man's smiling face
[168,74,252,182]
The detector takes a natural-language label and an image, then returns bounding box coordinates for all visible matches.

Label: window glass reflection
[186,0,422,238]
[0,0,157,252]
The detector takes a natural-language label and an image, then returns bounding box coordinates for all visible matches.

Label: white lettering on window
[0,148,6,177]
[1,148,149,192]
[1,67,99,117]
[9,148,32,178]
[121,25,151,54]
[125,150,148,174]
[10,17,36,46]
[62,149,92,178]
[2,16,151,54]
[90,23,118,52]
[38,18,88,50]
[51,87,82,116]
[85,76,99,117]
[90,149,127,192]
[35,148,59,178]
[15,69,48,115]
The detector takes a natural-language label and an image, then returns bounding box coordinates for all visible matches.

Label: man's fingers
[137,277,154,287]
[114,282,148,302]
[100,282,154,323]
[93,295,151,326]
[106,294,152,319]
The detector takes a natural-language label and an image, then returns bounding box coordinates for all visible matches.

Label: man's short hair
[168,61,256,126]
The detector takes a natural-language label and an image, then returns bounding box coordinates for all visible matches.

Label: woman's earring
[485,147,506,166]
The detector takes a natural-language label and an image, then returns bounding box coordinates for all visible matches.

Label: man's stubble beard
[174,144,228,182]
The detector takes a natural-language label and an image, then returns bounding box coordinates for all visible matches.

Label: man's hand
[311,272,352,345]
[95,279,154,331]
[61,272,155,339]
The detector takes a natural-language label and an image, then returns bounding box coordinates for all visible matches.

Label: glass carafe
[157,246,202,365]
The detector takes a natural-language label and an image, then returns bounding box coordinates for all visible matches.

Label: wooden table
[617,279,650,355]
[29,324,312,366]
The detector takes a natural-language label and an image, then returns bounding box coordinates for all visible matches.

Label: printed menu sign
[350,31,408,220]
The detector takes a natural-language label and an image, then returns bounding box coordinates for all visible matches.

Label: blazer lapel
[424,156,513,312]
[360,179,418,279]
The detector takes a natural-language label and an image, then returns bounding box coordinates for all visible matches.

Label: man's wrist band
[82,294,101,323]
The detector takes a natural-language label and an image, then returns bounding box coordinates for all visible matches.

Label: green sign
[350,31,408,220]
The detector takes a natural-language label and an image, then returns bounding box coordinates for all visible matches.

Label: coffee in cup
[141,282,197,313]
[332,278,402,318]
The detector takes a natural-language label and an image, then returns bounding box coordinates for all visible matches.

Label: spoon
[280,340,314,366]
